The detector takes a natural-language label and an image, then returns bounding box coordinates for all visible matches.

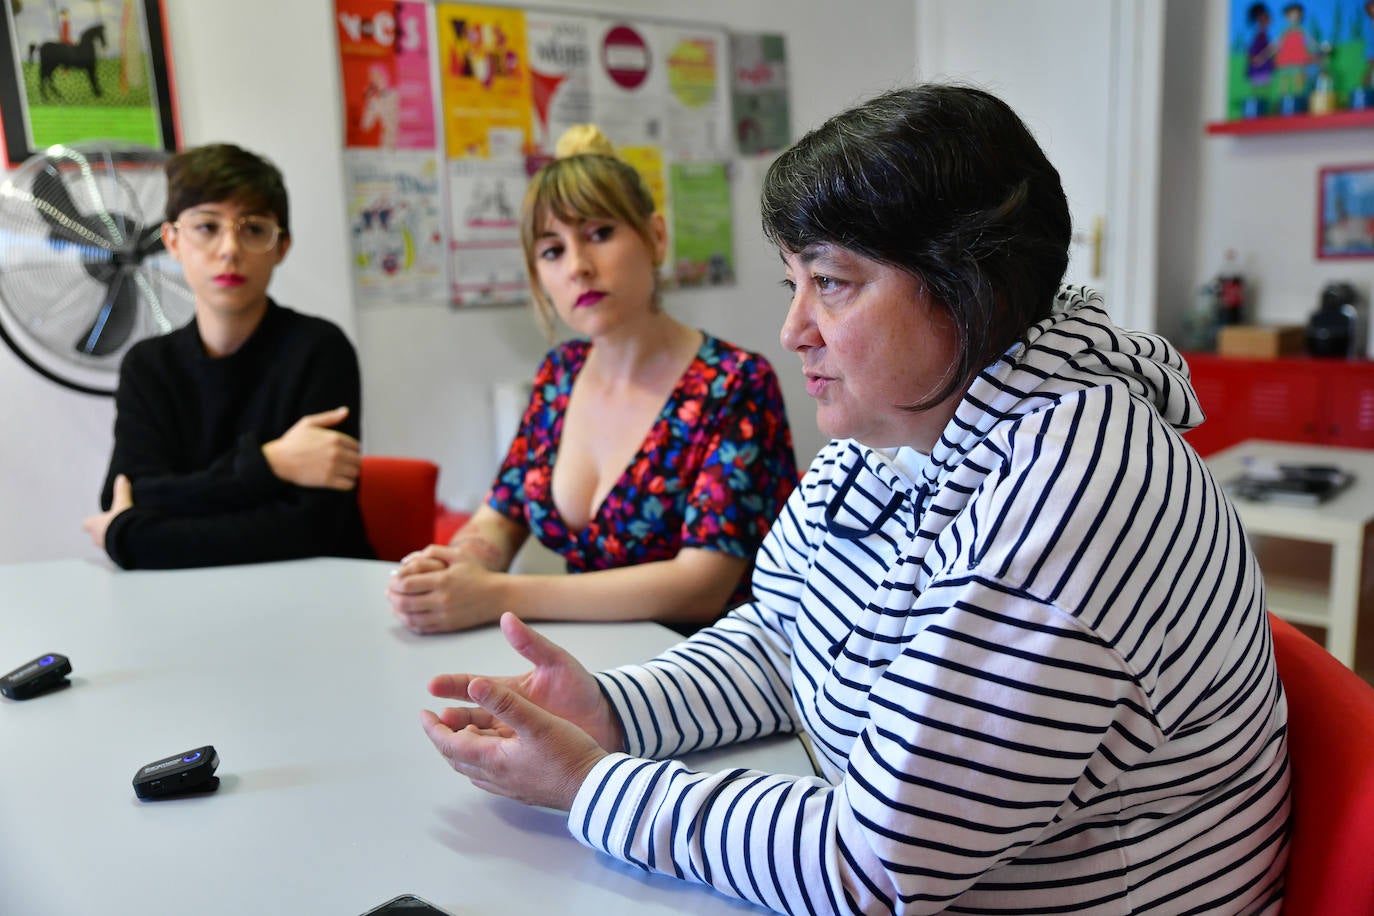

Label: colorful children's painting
[1226,0,1374,118]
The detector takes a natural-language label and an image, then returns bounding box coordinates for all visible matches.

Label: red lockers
[1181,353,1374,456]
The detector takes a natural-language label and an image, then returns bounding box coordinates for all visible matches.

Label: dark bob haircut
[164,143,290,237]
[761,83,1071,409]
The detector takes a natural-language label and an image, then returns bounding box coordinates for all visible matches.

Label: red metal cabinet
[1181,353,1374,456]
[1324,370,1374,448]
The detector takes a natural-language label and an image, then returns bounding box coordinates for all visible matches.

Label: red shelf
[1206,109,1374,136]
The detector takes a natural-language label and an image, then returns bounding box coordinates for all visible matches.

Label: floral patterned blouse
[487,333,798,612]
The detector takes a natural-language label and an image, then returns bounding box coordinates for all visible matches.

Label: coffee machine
[1306,282,1368,358]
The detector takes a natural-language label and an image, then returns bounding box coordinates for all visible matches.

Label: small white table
[0,558,812,915]
[1206,439,1374,668]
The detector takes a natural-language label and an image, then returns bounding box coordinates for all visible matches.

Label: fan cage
[0,141,194,395]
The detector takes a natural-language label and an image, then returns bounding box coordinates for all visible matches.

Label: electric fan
[0,141,193,396]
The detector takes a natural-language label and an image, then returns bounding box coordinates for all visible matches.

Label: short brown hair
[164,143,290,236]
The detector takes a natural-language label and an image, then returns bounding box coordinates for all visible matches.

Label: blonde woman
[388,126,797,635]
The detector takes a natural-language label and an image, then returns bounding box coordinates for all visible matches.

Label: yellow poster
[666,38,716,109]
[435,3,533,158]
[617,145,666,215]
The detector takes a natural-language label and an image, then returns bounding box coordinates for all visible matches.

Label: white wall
[0,0,918,562]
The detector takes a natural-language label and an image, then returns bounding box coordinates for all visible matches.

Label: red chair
[434,503,472,545]
[357,456,439,562]
[1268,612,1374,915]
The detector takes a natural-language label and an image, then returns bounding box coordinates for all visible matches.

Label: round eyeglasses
[172,215,283,254]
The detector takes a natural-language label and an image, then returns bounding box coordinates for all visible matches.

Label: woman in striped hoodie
[421,84,1291,915]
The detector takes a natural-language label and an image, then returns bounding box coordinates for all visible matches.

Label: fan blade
[137,221,166,258]
[74,268,138,357]
[30,161,101,249]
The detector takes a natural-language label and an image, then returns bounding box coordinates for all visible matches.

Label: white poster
[525,12,594,152]
[658,25,730,161]
[585,19,670,151]
[447,157,528,307]
[345,150,447,307]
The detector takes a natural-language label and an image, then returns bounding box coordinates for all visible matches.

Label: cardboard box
[1217,324,1306,359]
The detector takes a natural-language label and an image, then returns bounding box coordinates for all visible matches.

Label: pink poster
[336,0,436,150]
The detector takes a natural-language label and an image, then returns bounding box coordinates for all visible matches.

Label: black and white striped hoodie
[572,287,1290,915]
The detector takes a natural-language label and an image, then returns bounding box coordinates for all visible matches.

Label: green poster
[668,160,733,287]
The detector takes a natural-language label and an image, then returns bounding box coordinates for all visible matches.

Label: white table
[0,558,812,915]
[1206,440,1374,668]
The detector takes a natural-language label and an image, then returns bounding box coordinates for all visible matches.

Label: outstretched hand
[421,613,626,809]
[421,676,608,810]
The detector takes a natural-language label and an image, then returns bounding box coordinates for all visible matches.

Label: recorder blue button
[183,752,201,763]
[39,655,54,666]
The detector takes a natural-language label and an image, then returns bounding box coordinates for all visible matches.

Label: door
[913,0,1164,331]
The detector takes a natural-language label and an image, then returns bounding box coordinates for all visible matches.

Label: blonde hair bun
[554,124,616,160]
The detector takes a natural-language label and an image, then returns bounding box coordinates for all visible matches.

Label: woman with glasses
[419,85,1290,914]
[82,143,374,568]
[386,125,798,636]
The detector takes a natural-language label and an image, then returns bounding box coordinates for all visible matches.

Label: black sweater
[100,301,375,568]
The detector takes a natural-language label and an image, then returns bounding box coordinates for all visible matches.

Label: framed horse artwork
[0,0,179,167]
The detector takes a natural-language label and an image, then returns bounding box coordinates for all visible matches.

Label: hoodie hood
[864,285,1202,501]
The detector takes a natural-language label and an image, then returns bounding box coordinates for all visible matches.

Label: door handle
[1073,216,1104,279]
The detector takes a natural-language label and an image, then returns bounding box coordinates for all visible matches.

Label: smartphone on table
[360,894,453,915]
